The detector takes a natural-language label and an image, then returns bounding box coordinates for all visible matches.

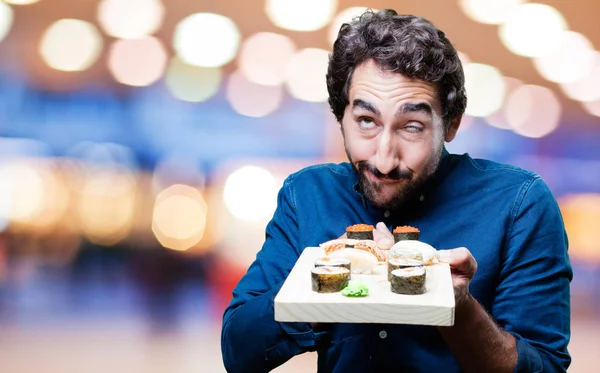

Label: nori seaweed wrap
[311,266,350,293]
[392,225,420,242]
[346,224,374,241]
[387,257,423,281]
[390,267,426,295]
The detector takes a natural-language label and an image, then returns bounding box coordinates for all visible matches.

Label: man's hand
[438,247,478,306]
[437,248,517,373]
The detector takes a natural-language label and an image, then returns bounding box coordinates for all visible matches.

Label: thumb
[374,222,394,249]
[438,247,477,277]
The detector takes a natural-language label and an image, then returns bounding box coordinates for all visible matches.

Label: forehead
[348,60,441,114]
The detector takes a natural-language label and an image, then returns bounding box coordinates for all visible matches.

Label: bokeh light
[223,166,278,222]
[173,12,240,68]
[285,48,330,103]
[464,63,506,117]
[152,184,208,252]
[165,57,222,102]
[560,52,600,102]
[97,0,164,39]
[560,194,600,262]
[457,51,470,66]
[76,166,137,246]
[39,19,103,72]
[0,2,13,44]
[3,0,39,4]
[485,77,523,130]
[108,37,167,87]
[0,160,70,231]
[533,31,596,84]
[505,84,561,138]
[226,70,283,117]
[266,0,337,32]
[0,161,44,225]
[238,32,296,86]
[499,3,567,58]
[459,0,524,25]
[151,153,206,196]
[581,100,600,118]
[328,7,370,45]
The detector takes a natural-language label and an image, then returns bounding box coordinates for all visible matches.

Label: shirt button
[379,330,387,339]
[384,210,390,218]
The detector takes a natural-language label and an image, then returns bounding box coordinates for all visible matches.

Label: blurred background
[0,0,598,372]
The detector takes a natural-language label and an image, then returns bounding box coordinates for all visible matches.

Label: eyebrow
[398,102,433,119]
[352,99,380,116]
[352,99,434,119]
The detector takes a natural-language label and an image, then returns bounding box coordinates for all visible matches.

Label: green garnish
[341,280,369,297]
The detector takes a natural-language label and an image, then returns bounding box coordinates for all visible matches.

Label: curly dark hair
[326,9,467,127]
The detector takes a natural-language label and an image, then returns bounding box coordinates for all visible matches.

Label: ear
[445,115,462,142]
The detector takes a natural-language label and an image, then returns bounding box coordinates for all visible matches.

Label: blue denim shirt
[221,150,572,373]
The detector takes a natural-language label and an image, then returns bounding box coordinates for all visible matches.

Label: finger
[438,247,477,276]
[376,237,394,249]
[374,222,394,249]
[375,222,392,237]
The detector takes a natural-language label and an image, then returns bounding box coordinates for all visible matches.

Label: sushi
[387,256,423,281]
[328,248,379,274]
[353,240,386,262]
[392,225,420,242]
[390,266,426,295]
[390,240,438,266]
[311,266,350,293]
[320,238,386,263]
[320,239,347,254]
[314,256,351,271]
[346,224,374,240]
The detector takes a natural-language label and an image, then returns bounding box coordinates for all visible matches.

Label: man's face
[341,60,460,211]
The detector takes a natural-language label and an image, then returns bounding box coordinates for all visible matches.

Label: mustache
[357,161,412,181]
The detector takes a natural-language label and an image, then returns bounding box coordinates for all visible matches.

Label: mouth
[365,169,404,184]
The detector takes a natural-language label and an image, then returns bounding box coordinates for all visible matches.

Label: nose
[374,129,399,175]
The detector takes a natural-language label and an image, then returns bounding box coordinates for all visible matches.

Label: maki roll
[311,266,350,293]
[346,224,374,241]
[387,256,423,281]
[390,267,426,295]
[392,225,420,242]
[390,240,438,266]
[314,256,351,271]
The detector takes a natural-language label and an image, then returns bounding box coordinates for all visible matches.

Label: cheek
[342,125,376,161]
[401,141,436,171]
[345,137,376,161]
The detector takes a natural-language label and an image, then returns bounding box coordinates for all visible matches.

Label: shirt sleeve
[221,176,327,373]
[492,176,573,372]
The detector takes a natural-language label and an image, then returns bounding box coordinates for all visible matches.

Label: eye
[358,117,376,130]
[404,123,423,133]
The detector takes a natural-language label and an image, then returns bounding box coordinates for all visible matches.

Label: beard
[346,144,444,211]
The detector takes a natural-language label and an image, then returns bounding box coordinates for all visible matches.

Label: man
[221,9,572,373]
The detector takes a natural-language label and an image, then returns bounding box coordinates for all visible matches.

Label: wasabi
[341,280,369,297]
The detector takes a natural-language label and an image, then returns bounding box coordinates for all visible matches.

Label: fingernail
[437,249,452,263]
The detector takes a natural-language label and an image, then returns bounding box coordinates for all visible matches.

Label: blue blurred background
[0,0,598,372]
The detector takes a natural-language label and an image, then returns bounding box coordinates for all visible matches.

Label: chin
[362,182,411,210]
